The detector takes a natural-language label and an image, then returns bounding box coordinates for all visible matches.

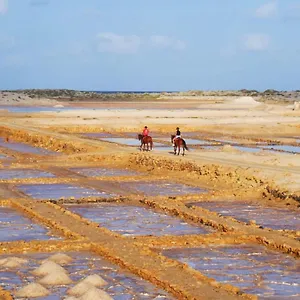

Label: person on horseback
[172,127,181,146]
[142,126,149,137]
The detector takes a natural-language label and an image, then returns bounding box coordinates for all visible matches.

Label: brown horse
[138,134,153,151]
[171,135,188,156]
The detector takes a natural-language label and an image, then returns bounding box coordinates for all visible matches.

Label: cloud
[96,32,141,54]
[150,35,186,50]
[243,34,270,51]
[255,1,277,18]
[0,0,8,15]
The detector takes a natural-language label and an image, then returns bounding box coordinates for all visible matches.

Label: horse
[138,134,153,151]
[171,135,188,156]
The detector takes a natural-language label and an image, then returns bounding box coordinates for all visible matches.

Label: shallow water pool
[69,167,138,177]
[120,181,206,197]
[189,201,300,231]
[0,169,55,180]
[163,245,300,299]
[0,206,58,241]
[65,203,212,236]
[17,183,115,200]
[261,145,300,154]
[0,137,56,155]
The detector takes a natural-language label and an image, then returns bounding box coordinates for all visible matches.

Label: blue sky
[0,0,300,91]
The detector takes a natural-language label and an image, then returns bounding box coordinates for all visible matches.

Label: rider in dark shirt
[173,127,181,145]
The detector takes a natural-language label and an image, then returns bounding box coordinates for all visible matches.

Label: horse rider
[142,126,149,138]
[173,127,181,146]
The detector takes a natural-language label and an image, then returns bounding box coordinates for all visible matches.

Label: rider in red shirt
[142,126,149,137]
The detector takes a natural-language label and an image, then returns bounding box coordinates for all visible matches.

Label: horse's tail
[183,139,188,150]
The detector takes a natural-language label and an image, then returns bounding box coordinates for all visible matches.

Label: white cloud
[150,35,186,50]
[255,1,277,18]
[243,34,270,51]
[0,0,8,15]
[96,32,141,54]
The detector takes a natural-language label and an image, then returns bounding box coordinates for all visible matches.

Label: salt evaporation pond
[233,146,262,153]
[0,206,58,241]
[163,245,300,299]
[70,167,138,177]
[17,183,115,200]
[100,137,165,147]
[189,201,300,231]
[0,169,55,180]
[261,145,300,154]
[0,137,56,155]
[120,181,206,197]
[0,252,172,299]
[158,138,210,145]
[65,203,213,236]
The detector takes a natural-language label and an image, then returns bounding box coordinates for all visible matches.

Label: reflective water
[163,245,300,299]
[158,138,210,145]
[189,202,300,231]
[0,106,85,113]
[0,206,58,241]
[17,184,115,200]
[233,146,262,153]
[100,137,142,146]
[0,137,55,155]
[70,167,138,177]
[261,145,300,154]
[0,252,172,299]
[101,137,166,147]
[0,154,7,159]
[65,203,212,236]
[121,181,206,196]
[0,169,55,180]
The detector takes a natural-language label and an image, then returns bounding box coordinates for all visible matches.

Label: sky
[0,0,300,91]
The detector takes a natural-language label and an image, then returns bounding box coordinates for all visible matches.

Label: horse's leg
[182,146,185,156]
[177,144,180,155]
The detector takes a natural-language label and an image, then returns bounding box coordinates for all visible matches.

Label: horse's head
[171,135,175,142]
[138,134,143,140]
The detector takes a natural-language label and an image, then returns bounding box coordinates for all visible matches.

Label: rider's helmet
[145,126,147,128]
[176,127,179,129]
